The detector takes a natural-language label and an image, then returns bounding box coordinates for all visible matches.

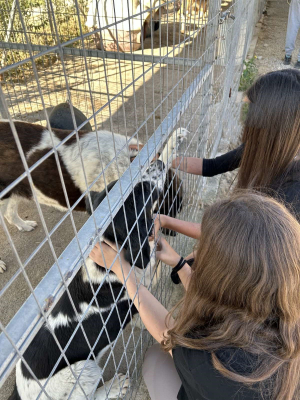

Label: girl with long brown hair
[90,191,300,400]
[158,68,300,240]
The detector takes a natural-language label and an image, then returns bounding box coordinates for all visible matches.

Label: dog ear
[165,170,183,217]
[48,102,92,132]
[120,181,153,268]
[85,191,103,216]
[155,170,183,236]
[124,218,151,269]
[85,180,118,215]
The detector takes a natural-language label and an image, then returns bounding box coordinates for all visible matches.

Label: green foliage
[239,57,258,92]
[0,0,90,81]
[240,102,249,124]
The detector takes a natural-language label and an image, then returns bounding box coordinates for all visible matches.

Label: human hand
[89,240,131,278]
[149,214,166,241]
[155,237,181,268]
[172,155,187,171]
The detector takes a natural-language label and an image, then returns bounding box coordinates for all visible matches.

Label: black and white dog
[2,114,186,398]
[0,119,187,272]
[9,159,166,400]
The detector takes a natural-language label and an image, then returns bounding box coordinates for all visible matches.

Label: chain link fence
[0,0,265,398]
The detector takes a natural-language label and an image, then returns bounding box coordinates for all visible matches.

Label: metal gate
[0,0,265,398]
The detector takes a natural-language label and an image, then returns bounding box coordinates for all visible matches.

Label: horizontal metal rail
[0,41,199,66]
[0,63,213,386]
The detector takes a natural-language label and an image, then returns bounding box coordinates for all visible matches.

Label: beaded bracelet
[171,256,187,284]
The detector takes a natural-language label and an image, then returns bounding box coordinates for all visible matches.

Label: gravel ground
[255,0,300,75]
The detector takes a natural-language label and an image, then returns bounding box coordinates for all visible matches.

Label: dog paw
[110,373,130,398]
[95,373,130,399]
[17,220,38,232]
[0,260,7,273]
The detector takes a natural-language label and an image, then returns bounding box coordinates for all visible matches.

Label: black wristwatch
[171,257,187,284]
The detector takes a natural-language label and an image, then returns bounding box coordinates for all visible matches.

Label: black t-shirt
[173,346,263,400]
[202,146,300,222]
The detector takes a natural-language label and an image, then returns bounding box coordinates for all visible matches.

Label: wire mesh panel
[0,0,265,398]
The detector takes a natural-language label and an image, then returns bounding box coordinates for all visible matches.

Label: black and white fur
[9,158,167,400]
[0,121,187,273]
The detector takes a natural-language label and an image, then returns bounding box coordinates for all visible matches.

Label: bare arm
[185,251,196,260]
[155,237,192,290]
[118,266,173,343]
[172,156,203,175]
[90,242,174,344]
[158,214,201,240]
[177,263,192,290]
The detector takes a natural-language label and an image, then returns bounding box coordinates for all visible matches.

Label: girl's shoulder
[173,345,209,370]
[272,161,300,193]
[271,162,300,221]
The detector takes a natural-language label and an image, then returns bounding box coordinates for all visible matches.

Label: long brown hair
[163,191,300,399]
[237,69,300,190]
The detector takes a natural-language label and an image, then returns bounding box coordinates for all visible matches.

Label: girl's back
[163,192,300,400]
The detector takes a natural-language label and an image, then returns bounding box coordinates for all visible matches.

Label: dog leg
[2,196,37,232]
[158,128,188,168]
[94,373,130,400]
[0,260,6,273]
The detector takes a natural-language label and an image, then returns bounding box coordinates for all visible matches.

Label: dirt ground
[216,0,300,199]
[0,0,294,399]
[255,0,300,74]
